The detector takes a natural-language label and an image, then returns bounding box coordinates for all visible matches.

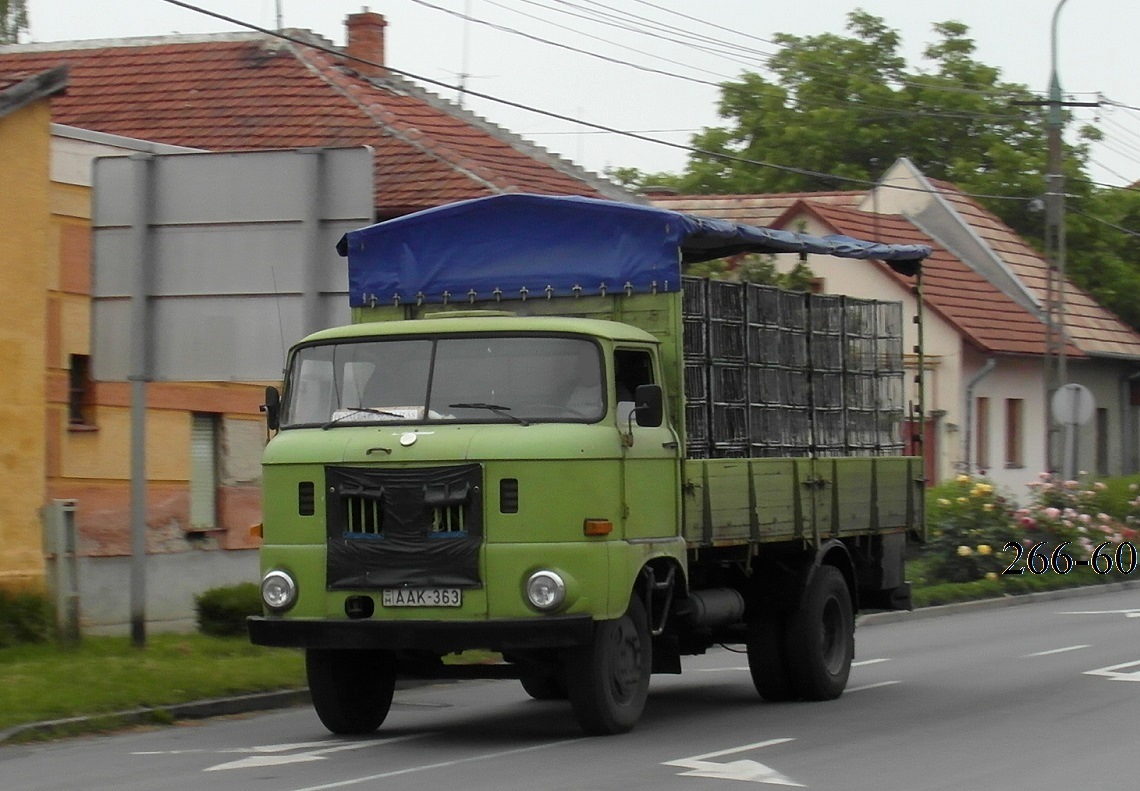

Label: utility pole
[1015,0,1098,471]
[1043,0,1070,473]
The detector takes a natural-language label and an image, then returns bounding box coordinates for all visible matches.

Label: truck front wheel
[565,595,651,735]
[306,648,397,735]
[784,565,854,700]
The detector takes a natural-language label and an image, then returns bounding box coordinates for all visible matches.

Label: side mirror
[262,386,281,431]
[633,384,663,428]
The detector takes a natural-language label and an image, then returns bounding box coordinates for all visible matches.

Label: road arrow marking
[665,738,803,786]
[1085,660,1140,682]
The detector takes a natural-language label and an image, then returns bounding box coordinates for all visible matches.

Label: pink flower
[1094,482,1107,491]
[1043,507,1061,520]
[1018,516,1037,529]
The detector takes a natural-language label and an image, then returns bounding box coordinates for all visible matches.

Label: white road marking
[664,738,803,786]
[851,658,891,667]
[1057,609,1140,618]
[845,680,900,693]
[1085,660,1140,681]
[206,740,397,771]
[696,666,748,672]
[287,737,585,791]
[1023,644,1090,658]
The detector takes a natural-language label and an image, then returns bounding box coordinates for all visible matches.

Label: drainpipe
[963,358,997,475]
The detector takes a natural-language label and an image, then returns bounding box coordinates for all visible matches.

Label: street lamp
[1043,0,1071,471]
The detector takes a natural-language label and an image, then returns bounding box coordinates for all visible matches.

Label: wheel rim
[606,617,643,704]
[820,597,846,675]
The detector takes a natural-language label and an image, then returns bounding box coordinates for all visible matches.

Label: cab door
[614,347,681,541]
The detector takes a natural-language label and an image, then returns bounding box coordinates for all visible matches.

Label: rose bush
[922,473,1140,584]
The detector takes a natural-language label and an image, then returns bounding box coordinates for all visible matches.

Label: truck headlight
[525,570,565,612]
[261,569,298,612]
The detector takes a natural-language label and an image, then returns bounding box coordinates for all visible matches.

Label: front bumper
[248,614,595,654]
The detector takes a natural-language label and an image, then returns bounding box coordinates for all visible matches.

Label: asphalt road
[2,586,1137,791]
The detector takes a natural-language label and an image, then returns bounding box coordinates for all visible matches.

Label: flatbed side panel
[830,457,875,536]
[875,456,916,530]
[682,457,803,546]
[749,458,801,540]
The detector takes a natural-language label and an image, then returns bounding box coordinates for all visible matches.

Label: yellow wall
[0,101,52,588]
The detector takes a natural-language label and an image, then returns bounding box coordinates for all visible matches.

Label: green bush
[194,582,261,637]
[0,587,53,648]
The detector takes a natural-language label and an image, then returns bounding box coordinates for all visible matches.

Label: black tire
[565,595,651,735]
[784,565,854,701]
[306,649,397,735]
[519,672,568,700]
[746,616,796,702]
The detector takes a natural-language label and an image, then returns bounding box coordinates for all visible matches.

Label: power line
[1074,209,1140,239]
[408,0,723,87]
[153,0,1048,204]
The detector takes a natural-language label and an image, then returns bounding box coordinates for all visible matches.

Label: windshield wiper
[448,402,529,426]
[321,407,409,430]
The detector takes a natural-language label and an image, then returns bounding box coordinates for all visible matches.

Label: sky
[15,0,1140,188]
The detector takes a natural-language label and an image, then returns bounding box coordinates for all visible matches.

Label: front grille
[345,494,383,535]
[324,463,484,589]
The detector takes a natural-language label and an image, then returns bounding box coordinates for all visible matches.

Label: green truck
[248,194,930,736]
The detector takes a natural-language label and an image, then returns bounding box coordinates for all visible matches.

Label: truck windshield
[280,335,604,428]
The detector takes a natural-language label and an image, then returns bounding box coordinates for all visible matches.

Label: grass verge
[0,634,305,737]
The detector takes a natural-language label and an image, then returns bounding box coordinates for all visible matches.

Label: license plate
[382,588,463,607]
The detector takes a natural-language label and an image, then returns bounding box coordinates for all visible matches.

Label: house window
[68,354,95,427]
[1096,408,1109,475]
[1005,398,1024,469]
[975,397,990,473]
[189,413,219,531]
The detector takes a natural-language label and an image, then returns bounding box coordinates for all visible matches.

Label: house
[0,13,635,629]
[652,159,1140,496]
[0,66,67,591]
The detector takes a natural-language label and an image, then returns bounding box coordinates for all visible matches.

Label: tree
[616,11,1140,327]
[0,0,29,44]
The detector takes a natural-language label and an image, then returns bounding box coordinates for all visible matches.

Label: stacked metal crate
[681,278,711,459]
[746,283,810,457]
[706,280,749,457]
[680,277,906,459]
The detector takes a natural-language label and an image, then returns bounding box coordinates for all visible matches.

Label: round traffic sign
[1051,383,1095,426]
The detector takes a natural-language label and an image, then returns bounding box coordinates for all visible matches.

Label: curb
[0,689,311,745]
[0,678,450,745]
[857,578,1140,626]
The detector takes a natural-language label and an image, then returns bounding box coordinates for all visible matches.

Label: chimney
[346,8,387,78]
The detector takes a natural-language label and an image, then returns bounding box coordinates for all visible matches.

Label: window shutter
[189,414,218,530]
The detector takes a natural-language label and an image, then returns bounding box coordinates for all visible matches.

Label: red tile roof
[0,31,627,214]
[649,191,862,227]
[781,201,1080,358]
[925,179,1140,359]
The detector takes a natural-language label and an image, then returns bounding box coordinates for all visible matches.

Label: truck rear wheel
[785,565,854,700]
[565,595,651,735]
[746,617,796,701]
[306,649,397,735]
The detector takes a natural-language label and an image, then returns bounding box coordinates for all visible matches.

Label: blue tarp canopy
[337,194,930,307]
